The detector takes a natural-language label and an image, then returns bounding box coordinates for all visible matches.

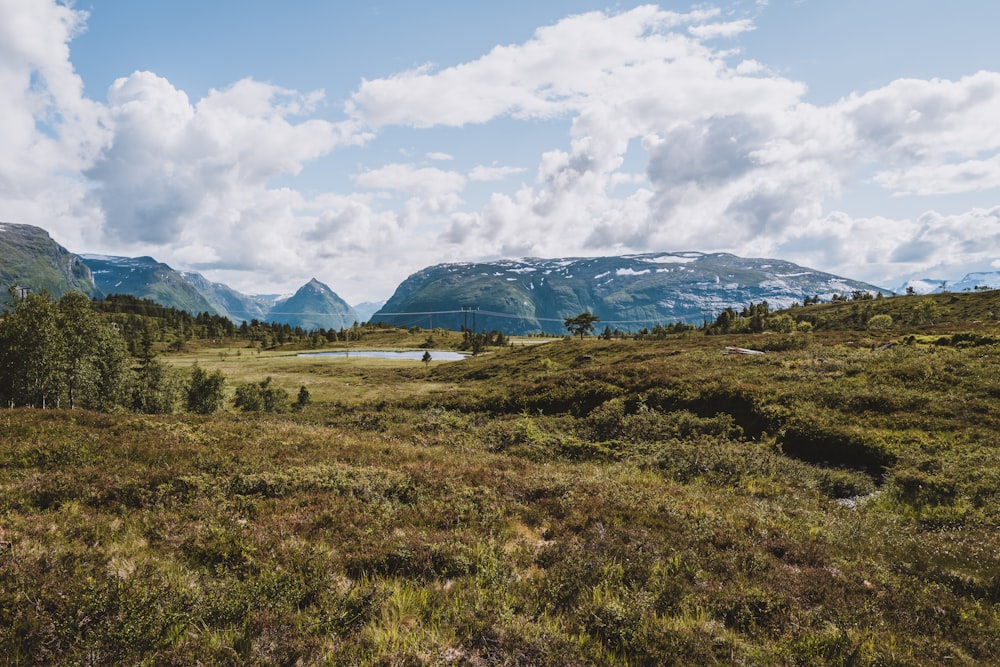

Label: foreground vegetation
[1,292,1000,664]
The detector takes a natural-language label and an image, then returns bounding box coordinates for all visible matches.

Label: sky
[2,0,1000,303]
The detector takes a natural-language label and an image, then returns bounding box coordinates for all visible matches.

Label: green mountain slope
[267,278,359,331]
[372,252,888,334]
[0,222,100,298]
[178,271,272,323]
[81,254,216,315]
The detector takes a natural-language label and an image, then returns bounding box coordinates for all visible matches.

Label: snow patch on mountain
[896,279,948,294]
[949,272,1000,292]
[629,252,703,264]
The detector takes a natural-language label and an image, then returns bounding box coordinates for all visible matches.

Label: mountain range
[898,272,1000,295]
[371,252,888,334]
[80,253,359,330]
[15,220,994,334]
[1,222,357,330]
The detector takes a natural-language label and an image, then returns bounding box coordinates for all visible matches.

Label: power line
[374,307,685,326]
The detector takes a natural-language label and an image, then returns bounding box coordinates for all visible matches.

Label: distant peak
[297,278,334,295]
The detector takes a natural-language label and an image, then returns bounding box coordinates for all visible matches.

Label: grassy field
[2,311,1000,664]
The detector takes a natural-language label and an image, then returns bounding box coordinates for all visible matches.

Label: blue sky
[2,1,999,302]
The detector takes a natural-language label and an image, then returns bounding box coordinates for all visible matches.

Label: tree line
[1,290,135,409]
[94,294,369,352]
[0,290,314,414]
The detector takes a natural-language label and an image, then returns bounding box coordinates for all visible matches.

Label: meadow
[2,300,999,665]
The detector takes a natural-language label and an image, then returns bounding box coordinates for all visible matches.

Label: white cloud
[88,72,346,247]
[776,207,1000,288]
[337,7,1000,292]
[346,6,750,129]
[838,71,1000,196]
[0,0,108,247]
[468,165,526,182]
[4,1,1000,303]
[842,72,1000,162]
[340,6,810,265]
[687,19,755,39]
[872,156,1000,196]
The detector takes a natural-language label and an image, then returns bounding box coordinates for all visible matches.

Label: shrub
[767,314,796,333]
[294,385,311,410]
[233,377,289,413]
[866,314,893,331]
[186,365,226,414]
[132,358,182,413]
[233,382,264,412]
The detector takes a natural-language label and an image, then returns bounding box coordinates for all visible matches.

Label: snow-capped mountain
[949,271,1000,293]
[372,252,889,334]
[897,272,1000,295]
[82,254,216,315]
[896,278,950,295]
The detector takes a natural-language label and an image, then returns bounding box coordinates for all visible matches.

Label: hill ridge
[372,252,888,334]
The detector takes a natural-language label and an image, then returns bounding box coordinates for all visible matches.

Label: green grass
[3,316,1000,664]
[163,327,476,405]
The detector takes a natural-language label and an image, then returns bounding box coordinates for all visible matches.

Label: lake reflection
[297,350,467,361]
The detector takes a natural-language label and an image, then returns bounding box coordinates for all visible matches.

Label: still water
[297,350,467,361]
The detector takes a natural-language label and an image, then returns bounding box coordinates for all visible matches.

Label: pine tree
[564,312,600,338]
[294,385,311,411]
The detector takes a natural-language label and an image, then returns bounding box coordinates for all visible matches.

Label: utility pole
[462,305,479,332]
[462,305,480,332]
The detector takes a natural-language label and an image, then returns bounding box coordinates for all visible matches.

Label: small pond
[297,350,467,361]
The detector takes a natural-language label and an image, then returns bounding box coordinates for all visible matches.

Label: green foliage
[186,365,227,414]
[233,377,289,413]
[706,301,771,334]
[932,332,999,348]
[3,313,1000,663]
[0,289,132,410]
[564,312,600,338]
[768,313,796,333]
[294,385,311,411]
[0,222,101,298]
[132,357,182,413]
[233,381,265,412]
[866,313,893,331]
[0,288,63,408]
[459,328,508,353]
[779,418,897,475]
